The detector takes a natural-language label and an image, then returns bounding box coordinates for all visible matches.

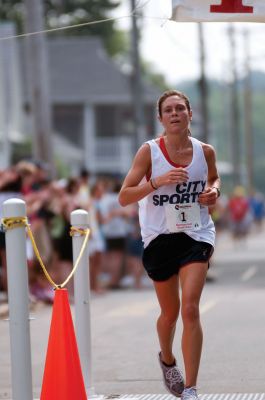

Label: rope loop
[1,216,90,290]
[69,227,88,237]
[2,217,28,231]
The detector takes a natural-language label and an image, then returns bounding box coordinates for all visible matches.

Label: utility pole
[243,29,254,193]
[228,24,241,186]
[130,0,146,151]
[0,23,13,169]
[24,0,55,175]
[198,23,209,143]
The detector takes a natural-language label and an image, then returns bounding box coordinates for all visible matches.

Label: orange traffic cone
[40,288,87,400]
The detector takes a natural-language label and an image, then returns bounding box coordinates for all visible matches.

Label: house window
[53,105,84,146]
[95,105,116,137]
[95,104,155,138]
[96,105,134,137]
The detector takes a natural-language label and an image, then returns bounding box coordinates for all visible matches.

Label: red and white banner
[171,0,265,22]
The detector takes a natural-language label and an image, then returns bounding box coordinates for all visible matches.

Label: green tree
[141,61,169,91]
[0,0,128,56]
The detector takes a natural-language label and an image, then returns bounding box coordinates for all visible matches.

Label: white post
[71,209,95,397]
[2,199,33,400]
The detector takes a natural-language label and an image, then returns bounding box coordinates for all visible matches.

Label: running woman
[119,90,220,400]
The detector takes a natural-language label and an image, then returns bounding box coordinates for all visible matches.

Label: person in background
[248,191,264,231]
[77,168,91,208]
[228,186,252,243]
[89,180,106,293]
[49,178,81,298]
[100,179,130,289]
[124,203,145,289]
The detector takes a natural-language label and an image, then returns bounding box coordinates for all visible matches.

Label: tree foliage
[0,0,127,56]
[141,61,169,91]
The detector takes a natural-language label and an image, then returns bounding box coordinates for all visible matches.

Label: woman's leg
[153,274,180,365]
[179,262,208,387]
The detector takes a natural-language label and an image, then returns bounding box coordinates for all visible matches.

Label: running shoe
[158,352,184,397]
[181,386,199,400]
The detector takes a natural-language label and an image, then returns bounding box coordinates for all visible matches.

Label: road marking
[240,265,258,282]
[200,300,218,314]
[120,393,265,400]
[107,299,157,317]
[108,299,218,318]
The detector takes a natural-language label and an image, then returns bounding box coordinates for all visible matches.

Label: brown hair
[157,90,191,118]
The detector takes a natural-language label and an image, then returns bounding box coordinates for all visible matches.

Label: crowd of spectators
[210,185,265,238]
[0,161,147,304]
[1,161,265,304]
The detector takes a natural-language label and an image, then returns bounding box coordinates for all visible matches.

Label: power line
[0,0,154,42]
[0,15,132,42]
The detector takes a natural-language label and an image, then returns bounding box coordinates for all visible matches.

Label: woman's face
[159,95,192,134]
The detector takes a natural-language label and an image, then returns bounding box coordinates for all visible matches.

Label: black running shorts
[142,232,214,282]
[106,237,126,251]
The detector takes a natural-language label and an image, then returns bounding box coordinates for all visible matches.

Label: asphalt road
[1,227,265,399]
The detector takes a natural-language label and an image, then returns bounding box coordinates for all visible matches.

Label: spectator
[124,203,145,289]
[100,179,130,289]
[49,178,81,297]
[249,191,264,231]
[89,180,106,293]
[228,186,252,241]
[77,168,91,209]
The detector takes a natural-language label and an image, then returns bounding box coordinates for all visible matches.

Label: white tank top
[138,137,215,248]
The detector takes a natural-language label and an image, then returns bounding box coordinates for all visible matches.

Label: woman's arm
[118,144,154,207]
[119,143,190,207]
[199,143,221,206]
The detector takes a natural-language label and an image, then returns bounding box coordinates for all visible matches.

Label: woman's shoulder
[143,137,160,146]
[138,138,158,155]
[133,142,152,168]
[197,140,216,158]
[196,141,217,168]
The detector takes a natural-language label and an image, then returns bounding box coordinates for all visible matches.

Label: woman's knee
[160,307,180,327]
[181,302,200,324]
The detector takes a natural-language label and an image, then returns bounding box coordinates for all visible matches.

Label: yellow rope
[69,227,88,237]
[2,216,90,290]
[26,226,59,288]
[61,226,90,288]
[2,217,28,230]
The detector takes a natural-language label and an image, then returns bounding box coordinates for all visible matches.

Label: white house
[19,36,161,175]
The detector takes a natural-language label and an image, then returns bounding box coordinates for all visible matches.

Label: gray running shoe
[181,387,198,400]
[158,352,184,397]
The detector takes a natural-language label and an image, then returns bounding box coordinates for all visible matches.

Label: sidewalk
[214,226,265,263]
[0,292,38,319]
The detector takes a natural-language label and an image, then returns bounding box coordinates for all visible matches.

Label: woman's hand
[155,168,189,188]
[198,187,219,206]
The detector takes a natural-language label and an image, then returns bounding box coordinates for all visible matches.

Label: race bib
[165,203,202,232]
